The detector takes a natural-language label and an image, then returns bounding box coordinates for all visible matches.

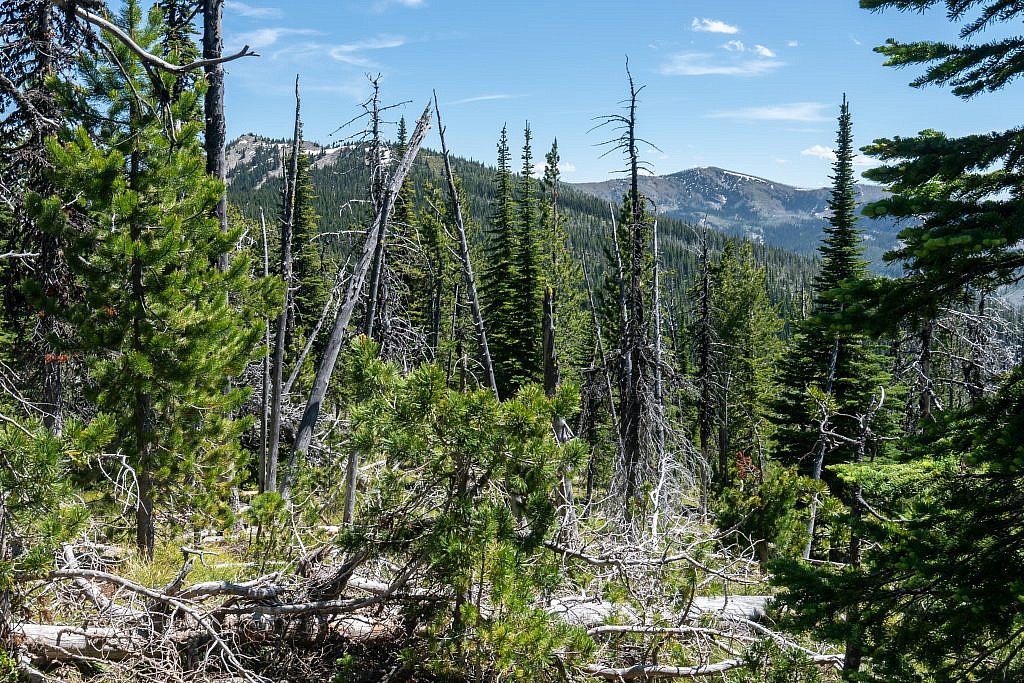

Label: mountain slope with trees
[2,1,1023,682]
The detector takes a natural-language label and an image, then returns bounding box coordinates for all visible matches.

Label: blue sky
[219,0,1021,188]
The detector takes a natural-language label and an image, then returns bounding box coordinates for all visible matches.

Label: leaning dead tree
[433,92,499,398]
[265,76,302,495]
[282,100,433,500]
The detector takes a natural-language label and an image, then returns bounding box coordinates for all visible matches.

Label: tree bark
[202,0,228,271]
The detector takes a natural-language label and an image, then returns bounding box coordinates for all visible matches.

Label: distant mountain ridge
[571,166,901,272]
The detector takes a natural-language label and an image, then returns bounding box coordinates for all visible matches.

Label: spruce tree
[512,122,542,387]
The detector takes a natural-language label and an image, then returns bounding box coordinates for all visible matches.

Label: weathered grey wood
[203,0,229,270]
[284,102,433,499]
[267,76,302,494]
[432,92,498,398]
[15,624,141,661]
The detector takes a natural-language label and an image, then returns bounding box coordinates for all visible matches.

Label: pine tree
[28,2,271,556]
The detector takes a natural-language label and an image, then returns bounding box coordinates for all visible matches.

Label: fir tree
[772,4,1024,680]
[512,122,542,387]
[481,125,522,398]
[773,96,898,556]
[710,241,784,478]
[540,138,589,381]
[290,148,327,355]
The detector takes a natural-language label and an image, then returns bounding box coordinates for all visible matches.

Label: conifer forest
[4,1,1024,681]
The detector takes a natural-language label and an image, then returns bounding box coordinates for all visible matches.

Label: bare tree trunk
[363,78,387,340]
[805,335,840,560]
[581,255,624,506]
[543,286,559,398]
[258,208,271,492]
[202,0,228,271]
[616,65,649,520]
[433,92,498,398]
[268,77,302,495]
[283,102,433,500]
[918,320,933,425]
[651,219,666,464]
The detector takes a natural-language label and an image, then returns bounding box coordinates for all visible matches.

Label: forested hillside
[1,2,1024,683]
[223,134,820,322]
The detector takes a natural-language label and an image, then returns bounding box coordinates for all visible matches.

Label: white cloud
[720,41,775,58]
[661,52,782,77]
[786,40,799,47]
[531,161,576,178]
[849,34,862,46]
[329,34,406,66]
[710,102,829,121]
[801,144,876,167]
[448,94,519,105]
[801,144,835,161]
[370,0,426,11]
[335,35,407,51]
[691,17,739,34]
[233,27,319,50]
[225,1,281,18]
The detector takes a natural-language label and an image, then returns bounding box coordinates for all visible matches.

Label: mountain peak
[570,167,897,271]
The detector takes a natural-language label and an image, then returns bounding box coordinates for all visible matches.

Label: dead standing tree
[282,101,433,501]
[264,76,302,494]
[592,62,662,522]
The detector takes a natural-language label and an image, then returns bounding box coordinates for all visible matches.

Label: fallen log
[548,595,770,628]
[583,654,844,680]
[14,624,143,661]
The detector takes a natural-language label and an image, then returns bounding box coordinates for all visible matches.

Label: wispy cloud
[448,93,521,105]
[225,1,281,19]
[710,102,829,121]
[329,34,406,67]
[786,39,799,48]
[531,160,576,178]
[660,52,782,77]
[691,17,739,34]
[801,144,876,167]
[233,27,320,50]
[720,41,775,58]
[370,0,426,12]
[849,34,862,46]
